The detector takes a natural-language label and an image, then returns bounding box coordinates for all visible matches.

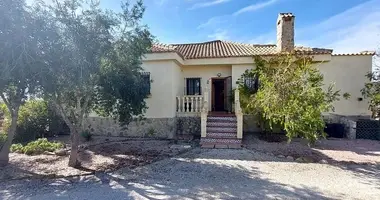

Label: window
[140,72,151,95]
[244,75,259,93]
[186,78,201,95]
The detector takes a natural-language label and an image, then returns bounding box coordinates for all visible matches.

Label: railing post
[195,96,198,112]
[201,89,209,138]
[235,87,243,139]
[191,96,194,112]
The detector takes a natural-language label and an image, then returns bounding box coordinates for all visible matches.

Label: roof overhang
[143,52,332,65]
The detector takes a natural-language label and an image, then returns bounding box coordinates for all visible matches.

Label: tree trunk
[68,126,80,168]
[0,114,18,166]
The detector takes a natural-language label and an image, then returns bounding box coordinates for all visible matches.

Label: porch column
[235,87,243,139]
[201,87,209,138]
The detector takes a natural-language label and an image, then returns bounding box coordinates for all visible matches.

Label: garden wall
[175,116,201,140]
[84,117,176,139]
[323,114,371,139]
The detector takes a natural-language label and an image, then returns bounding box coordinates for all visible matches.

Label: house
[86,13,374,147]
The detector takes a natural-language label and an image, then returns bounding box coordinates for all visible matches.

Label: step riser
[207,122,237,127]
[201,138,242,144]
[207,127,237,133]
[206,132,237,139]
[207,117,237,122]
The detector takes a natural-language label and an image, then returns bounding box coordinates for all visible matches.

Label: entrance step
[207,116,237,122]
[206,132,237,139]
[200,138,242,144]
[200,143,242,149]
[201,115,241,149]
[207,127,237,133]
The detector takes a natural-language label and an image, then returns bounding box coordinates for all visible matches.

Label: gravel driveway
[1,148,379,200]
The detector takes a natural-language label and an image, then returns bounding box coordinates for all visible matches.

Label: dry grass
[0,140,191,181]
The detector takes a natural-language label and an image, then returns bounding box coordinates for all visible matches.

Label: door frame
[211,77,226,112]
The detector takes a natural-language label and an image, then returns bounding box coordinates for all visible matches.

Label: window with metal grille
[140,72,151,95]
[244,75,259,93]
[186,78,201,95]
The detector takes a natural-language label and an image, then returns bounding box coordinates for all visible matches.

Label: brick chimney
[276,13,295,52]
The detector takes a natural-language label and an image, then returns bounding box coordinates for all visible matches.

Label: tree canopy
[0,0,153,167]
[237,55,348,144]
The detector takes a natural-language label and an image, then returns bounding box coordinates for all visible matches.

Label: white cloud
[189,0,231,10]
[298,0,380,53]
[208,29,229,40]
[197,16,227,29]
[233,0,279,16]
[249,33,276,44]
[247,0,380,54]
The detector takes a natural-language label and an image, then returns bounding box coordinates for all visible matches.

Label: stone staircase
[200,115,242,149]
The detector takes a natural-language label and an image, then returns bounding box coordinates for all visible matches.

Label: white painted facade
[141,53,373,118]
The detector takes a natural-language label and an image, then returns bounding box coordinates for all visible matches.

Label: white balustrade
[176,95,204,113]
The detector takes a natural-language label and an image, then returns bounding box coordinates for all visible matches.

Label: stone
[201,144,215,149]
[44,151,55,156]
[79,144,89,150]
[303,157,314,163]
[268,153,275,157]
[296,157,314,163]
[215,144,228,149]
[319,159,328,164]
[54,149,67,156]
[286,156,294,161]
[277,154,285,158]
[228,144,242,149]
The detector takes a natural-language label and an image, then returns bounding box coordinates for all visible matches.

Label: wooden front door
[212,78,225,111]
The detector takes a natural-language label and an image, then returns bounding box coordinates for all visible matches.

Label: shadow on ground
[1,148,364,200]
[243,134,380,186]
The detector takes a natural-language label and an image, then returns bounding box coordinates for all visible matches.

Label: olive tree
[38,0,152,167]
[0,0,50,165]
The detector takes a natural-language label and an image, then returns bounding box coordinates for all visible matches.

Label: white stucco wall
[231,64,255,88]
[141,54,372,118]
[318,55,372,116]
[181,65,232,109]
[142,60,181,118]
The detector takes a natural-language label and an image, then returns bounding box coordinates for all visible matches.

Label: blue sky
[99,0,380,53]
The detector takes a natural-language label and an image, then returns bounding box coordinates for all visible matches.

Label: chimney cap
[278,13,294,17]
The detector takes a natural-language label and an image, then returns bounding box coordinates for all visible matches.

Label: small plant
[10,138,64,155]
[0,132,6,146]
[81,130,92,141]
[147,127,156,137]
[10,143,23,153]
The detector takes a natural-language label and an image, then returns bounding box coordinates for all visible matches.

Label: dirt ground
[244,134,380,164]
[0,139,192,181]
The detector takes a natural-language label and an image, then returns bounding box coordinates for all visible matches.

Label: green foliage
[10,138,64,155]
[147,127,156,137]
[0,132,7,148]
[15,100,49,143]
[1,100,66,143]
[9,143,23,153]
[81,130,92,142]
[361,69,380,118]
[0,0,55,164]
[237,55,344,144]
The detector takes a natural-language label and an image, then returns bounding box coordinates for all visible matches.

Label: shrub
[238,55,347,145]
[0,132,7,148]
[81,130,92,141]
[1,100,68,143]
[10,138,64,155]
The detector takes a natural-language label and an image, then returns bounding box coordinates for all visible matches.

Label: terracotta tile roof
[150,40,333,59]
[332,51,376,56]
